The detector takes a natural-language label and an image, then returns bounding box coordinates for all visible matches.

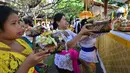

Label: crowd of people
[0,5,106,73]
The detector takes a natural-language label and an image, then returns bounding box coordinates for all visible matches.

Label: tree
[7,0,84,20]
[52,0,84,20]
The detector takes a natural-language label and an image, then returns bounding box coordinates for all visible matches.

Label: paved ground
[46,60,104,73]
[46,63,59,73]
[44,55,59,73]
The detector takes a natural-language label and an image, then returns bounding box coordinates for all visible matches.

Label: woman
[53,13,92,73]
[78,19,105,73]
[0,6,50,73]
[22,16,34,48]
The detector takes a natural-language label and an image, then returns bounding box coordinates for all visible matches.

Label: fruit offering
[36,31,66,54]
[26,25,45,37]
[86,19,111,33]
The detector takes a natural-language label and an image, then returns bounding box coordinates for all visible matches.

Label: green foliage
[52,0,84,20]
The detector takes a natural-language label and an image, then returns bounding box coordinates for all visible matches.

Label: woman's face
[0,13,25,40]
[58,16,68,29]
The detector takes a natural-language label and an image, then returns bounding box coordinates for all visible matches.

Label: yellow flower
[5,61,9,65]
[28,67,35,73]
[0,52,9,60]
[18,60,22,65]
[10,60,18,70]
[0,62,12,73]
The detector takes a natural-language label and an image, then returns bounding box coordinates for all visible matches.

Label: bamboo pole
[84,0,87,10]
[104,0,108,18]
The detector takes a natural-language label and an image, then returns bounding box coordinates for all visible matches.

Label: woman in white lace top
[52,13,92,73]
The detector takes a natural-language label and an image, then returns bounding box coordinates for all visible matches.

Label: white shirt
[74,21,80,33]
[79,33,105,48]
[54,29,76,71]
[80,38,96,48]
[79,40,98,63]
[79,37,98,63]
[64,30,76,42]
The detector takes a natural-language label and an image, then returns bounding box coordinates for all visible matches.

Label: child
[0,6,50,73]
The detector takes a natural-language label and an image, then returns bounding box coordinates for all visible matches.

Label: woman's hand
[24,50,50,68]
[44,45,56,53]
[79,24,94,35]
[67,24,95,48]
[16,50,50,73]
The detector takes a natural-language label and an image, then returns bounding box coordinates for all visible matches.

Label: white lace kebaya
[54,29,76,71]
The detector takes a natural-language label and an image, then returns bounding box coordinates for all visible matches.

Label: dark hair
[69,16,74,24]
[81,18,87,28]
[0,6,17,30]
[53,13,65,30]
[23,16,33,27]
[77,19,87,33]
